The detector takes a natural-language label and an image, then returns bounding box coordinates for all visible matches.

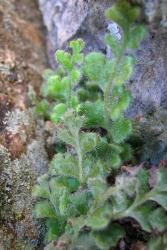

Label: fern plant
[32,1,167,249]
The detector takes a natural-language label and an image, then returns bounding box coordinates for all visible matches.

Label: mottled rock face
[39,0,167,116]
[0,0,48,249]
[128,30,167,117]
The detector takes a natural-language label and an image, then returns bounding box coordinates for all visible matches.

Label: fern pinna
[33,1,167,249]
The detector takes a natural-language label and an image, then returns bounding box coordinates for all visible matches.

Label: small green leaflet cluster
[32,1,167,249]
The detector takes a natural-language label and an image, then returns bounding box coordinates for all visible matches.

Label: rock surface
[0,0,48,249]
[39,0,167,116]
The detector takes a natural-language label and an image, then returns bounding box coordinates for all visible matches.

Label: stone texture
[0,0,48,249]
[39,0,167,116]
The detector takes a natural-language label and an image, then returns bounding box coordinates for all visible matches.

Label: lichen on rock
[0,119,48,249]
[0,0,49,249]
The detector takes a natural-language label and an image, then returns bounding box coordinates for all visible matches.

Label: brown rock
[0,0,48,249]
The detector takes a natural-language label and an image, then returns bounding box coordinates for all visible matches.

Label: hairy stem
[104,45,126,138]
[104,58,120,135]
[75,133,83,184]
[67,73,72,109]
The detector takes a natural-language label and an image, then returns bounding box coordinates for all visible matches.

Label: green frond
[80,132,99,154]
[36,100,50,119]
[111,119,133,143]
[71,68,81,84]
[106,1,140,31]
[50,153,80,180]
[46,218,66,242]
[55,50,72,70]
[110,153,122,169]
[86,205,112,230]
[129,25,147,49]
[114,56,135,86]
[70,39,85,54]
[87,178,108,201]
[58,129,75,147]
[92,223,125,249]
[105,33,122,57]
[51,103,67,123]
[120,143,133,161]
[77,88,90,102]
[43,68,55,80]
[34,200,56,218]
[77,101,105,128]
[32,176,50,199]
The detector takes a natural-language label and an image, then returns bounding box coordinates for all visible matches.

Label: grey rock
[128,30,167,117]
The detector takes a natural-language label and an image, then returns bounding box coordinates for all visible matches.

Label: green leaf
[110,87,132,120]
[150,192,167,210]
[110,153,122,169]
[136,169,150,197]
[45,75,62,99]
[55,176,79,193]
[149,207,167,232]
[129,25,147,49]
[42,75,69,101]
[71,69,81,84]
[106,4,129,31]
[59,189,71,216]
[34,200,56,218]
[92,223,125,249]
[105,33,122,57]
[111,106,123,121]
[106,1,140,31]
[50,153,80,180]
[71,96,79,109]
[114,56,134,85]
[148,169,167,209]
[32,182,50,199]
[55,50,72,70]
[119,89,132,110]
[112,192,129,214]
[77,101,105,128]
[88,178,108,201]
[154,168,167,192]
[70,190,92,215]
[129,203,153,232]
[120,143,133,161]
[58,129,75,147]
[62,111,85,135]
[70,39,85,54]
[32,174,50,199]
[77,88,90,102]
[84,52,106,82]
[46,218,66,242]
[74,233,99,250]
[84,52,114,92]
[80,132,99,154]
[51,103,67,123]
[111,119,132,143]
[43,69,54,80]
[86,205,111,230]
[36,100,49,118]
